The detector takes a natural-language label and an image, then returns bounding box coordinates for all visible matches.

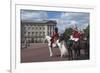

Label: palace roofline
[21,20,57,25]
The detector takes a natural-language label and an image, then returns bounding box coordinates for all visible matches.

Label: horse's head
[45,35,51,40]
[45,35,51,43]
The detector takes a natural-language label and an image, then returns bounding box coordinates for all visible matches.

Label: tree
[63,28,73,40]
[84,25,89,40]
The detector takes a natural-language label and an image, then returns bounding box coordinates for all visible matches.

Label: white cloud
[61,12,69,19]
[70,20,77,25]
[59,12,89,31]
[21,10,48,21]
[21,10,89,33]
[79,23,89,30]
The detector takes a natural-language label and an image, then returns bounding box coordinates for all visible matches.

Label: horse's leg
[56,42,62,58]
[68,47,71,60]
[61,45,68,58]
[75,49,79,59]
[60,50,63,58]
[59,43,64,58]
[61,54,63,58]
[72,49,75,60]
[58,45,63,58]
[58,44,63,58]
[59,48,63,58]
[70,48,73,60]
[77,48,80,59]
[76,49,78,59]
[48,46,53,57]
[75,48,78,59]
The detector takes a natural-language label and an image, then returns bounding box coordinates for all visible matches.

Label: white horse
[45,35,68,58]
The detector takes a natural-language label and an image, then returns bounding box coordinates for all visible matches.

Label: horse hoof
[50,54,53,57]
[61,55,63,58]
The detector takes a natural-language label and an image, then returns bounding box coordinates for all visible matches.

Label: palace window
[28,27,31,30]
[36,27,38,30]
[24,27,26,30]
[32,32,34,34]
[32,27,34,30]
[32,32,34,35]
[43,32,45,35]
[28,32,30,35]
[24,32,26,34]
[39,32,42,36]
[43,27,45,30]
[40,27,41,30]
[35,32,38,35]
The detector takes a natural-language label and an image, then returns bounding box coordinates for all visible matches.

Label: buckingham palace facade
[21,20,57,44]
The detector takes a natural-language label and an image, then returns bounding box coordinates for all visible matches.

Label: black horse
[59,34,79,59]
[79,38,89,59]
[59,33,89,60]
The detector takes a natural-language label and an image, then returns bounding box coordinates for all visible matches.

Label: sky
[21,10,90,33]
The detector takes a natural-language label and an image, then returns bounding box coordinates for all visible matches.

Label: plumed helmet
[55,27,58,33]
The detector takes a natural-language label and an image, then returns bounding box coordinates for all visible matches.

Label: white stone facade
[21,20,57,43]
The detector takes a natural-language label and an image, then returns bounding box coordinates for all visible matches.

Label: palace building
[21,20,57,44]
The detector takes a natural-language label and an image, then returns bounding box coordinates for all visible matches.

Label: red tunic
[51,32,59,43]
[72,30,80,39]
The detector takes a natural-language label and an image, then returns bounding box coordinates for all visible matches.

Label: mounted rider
[50,27,59,48]
[70,25,80,42]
